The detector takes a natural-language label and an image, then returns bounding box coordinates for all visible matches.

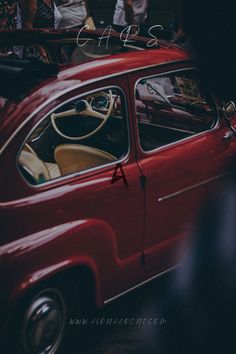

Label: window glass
[136,70,216,152]
[17,88,128,185]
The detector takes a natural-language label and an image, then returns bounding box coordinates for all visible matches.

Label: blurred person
[56,0,87,28]
[19,0,55,29]
[0,0,17,29]
[171,0,187,44]
[0,1,22,58]
[153,166,236,354]
[113,0,149,36]
[145,3,236,350]
[16,2,22,28]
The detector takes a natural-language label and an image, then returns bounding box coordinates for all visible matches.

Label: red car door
[129,65,236,273]
[1,77,145,301]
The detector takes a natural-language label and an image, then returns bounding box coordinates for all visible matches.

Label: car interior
[18,88,129,185]
[17,71,216,185]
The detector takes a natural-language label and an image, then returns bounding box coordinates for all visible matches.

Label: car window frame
[134,67,220,155]
[16,85,131,189]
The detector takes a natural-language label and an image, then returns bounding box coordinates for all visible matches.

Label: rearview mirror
[224,101,236,120]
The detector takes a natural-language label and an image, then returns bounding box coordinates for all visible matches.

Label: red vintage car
[0,29,236,354]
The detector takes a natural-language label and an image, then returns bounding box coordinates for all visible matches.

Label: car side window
[135,70,216,152]
[17,87,129,185]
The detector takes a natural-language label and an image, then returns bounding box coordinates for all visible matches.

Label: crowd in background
[0,1,184,40]
[0,0,88,29]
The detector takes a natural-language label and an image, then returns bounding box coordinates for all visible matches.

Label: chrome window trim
[134,67,220,155]
[16,85,131,189]
[0,59,186,156]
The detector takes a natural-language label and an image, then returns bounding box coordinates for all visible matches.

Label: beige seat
[19,150,50,184]
[54,144,116,176]
[45,163,61,180]
[23,143,61,180]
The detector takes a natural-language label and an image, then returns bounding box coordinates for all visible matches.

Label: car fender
[0,218,121,309]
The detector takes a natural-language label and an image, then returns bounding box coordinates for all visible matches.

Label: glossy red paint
[0,31,235,347]
[128,64,236,273]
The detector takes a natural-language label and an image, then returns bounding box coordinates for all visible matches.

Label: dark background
[88,0,236,100]
[182,0,236,100]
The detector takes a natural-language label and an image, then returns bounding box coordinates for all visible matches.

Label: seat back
[19,150,50,184]
[54,144,116,176]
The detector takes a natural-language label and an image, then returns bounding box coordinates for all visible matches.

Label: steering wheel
[51,90,114,141]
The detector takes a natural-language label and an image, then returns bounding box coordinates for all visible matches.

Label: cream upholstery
[45,163,61,179]
[19,150,50,184]
[54,144,116,176]
[20,144,61,183]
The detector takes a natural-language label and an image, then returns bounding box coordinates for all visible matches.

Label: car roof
[0,30,191,153]
[0,28,190,95]
[56,46,190,85]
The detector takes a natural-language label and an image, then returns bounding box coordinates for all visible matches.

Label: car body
[1,29,236,354]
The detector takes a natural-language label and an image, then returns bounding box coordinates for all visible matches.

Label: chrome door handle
[223,131,234,140]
